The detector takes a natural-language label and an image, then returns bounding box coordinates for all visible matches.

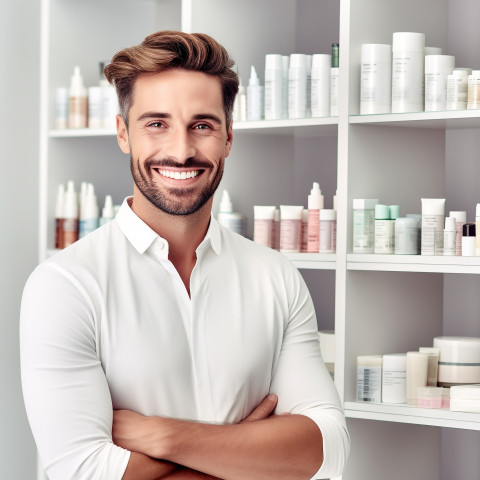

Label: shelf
[345,401,480,431]
[347,254,480,274]
[49,118,338,138]
[284,253,336,270]
[349,110,480,130]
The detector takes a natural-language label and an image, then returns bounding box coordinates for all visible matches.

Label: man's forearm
[123,414,323,480]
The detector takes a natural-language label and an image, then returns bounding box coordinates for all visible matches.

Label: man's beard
[131,156,224,216]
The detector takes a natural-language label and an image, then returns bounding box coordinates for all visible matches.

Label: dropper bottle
[247,65,264,121]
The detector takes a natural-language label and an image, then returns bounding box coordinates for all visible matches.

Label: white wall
[0,0,40,477]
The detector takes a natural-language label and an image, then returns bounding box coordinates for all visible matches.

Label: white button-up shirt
[20,198,349,480]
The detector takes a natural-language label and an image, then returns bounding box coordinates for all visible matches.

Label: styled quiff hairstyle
[104,30,239,129]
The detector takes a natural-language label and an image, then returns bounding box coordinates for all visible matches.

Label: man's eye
[194,124,211,130]
[148,121,164,128]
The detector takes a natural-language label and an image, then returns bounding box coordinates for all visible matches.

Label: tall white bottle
[288,54,308,119]
[311,54,331,118]
[264,54,283,120]
[307,182,324,253]
[247,66,264,121]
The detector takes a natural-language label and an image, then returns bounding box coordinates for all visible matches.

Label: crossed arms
[117,393,324,480]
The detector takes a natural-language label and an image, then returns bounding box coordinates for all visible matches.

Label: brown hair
[104,30,239,129]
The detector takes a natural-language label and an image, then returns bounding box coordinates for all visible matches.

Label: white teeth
[158,169,200,180]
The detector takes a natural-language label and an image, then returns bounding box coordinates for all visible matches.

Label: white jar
[288,54,308,119]
[311,54,331,118]
[424,55,455,112]
[395,217,419,254]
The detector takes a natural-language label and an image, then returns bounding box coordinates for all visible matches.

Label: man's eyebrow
[136,112,171,122]
[192,114,223,125]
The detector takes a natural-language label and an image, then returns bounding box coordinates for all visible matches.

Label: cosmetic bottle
[449,210,467,256]
[62,180,79,248]
[68,66,88,128]
[353,199,378,254]
[282,56,289,119]
[98,61,118,129]
[467,70,480,110]
[374,204,398,254]
[273,208,281,250]
[307,182,324,253]
[360,44,392,114]
[395,217,419,254]
[305,55,312,118]
[253,206,276,248]
[443,216,456,256]
[88,86,103,129]
[319,209,337,253]
[476,204,480,256]
[264,54,283,120]
[382,353,407,404]
[99,194,115,226]
[419,347,440,387]
[311,54,331,118]
[55,87,69,129]
[406,213,422,254]
[462,223,476,257]
[233,77,247,122]
[79,183,99,239]
[447,70,469,111]
[279,205,304,253]
[425,46,442,55]
[288,54,308,119]
[406,351,429,405]
[54,184,65,249]
[424,55,455,112]
[391,32,426,113]
[421,198,445,255]
[357,355,382,403]
[301,210,309,253]
[247,66,264,121]
[217,190,246,236]
[330,44,340,117]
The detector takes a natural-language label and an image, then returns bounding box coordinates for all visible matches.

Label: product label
[382,369,406,403]
[421,214,444,255]
[374,220,395,254]
[425,72,448,111]
[330,70,339,116]
[360,61,391,107]
[254,219,273,248]
[392,53,424,108]
[307,209,320,253]
[280,219,301,252]
[353,210,375,253]
[319,220,336,253]
[357,366,382,402]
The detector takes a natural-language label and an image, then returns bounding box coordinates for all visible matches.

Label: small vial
[443,217,456,256]
[462,223,476,256]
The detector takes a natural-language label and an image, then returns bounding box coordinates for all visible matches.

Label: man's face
[117,69,233,216]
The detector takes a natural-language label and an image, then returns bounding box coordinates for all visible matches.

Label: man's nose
[165,128,196,164]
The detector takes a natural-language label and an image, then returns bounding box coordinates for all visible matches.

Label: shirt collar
[115,197,222,256]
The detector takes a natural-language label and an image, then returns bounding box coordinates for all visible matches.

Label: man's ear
[225,121,233,158]
[117,115,130,154]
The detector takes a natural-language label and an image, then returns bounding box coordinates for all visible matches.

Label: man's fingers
[242,394,278,423]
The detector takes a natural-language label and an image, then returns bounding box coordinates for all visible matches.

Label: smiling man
[20,31,350,480]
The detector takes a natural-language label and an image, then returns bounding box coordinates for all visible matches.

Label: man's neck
[129,192,212,296]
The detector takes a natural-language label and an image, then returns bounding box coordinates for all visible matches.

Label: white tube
[279,205,304,253]
[253,206,276,248]
[264,54,283,120]
[421,198,445,255]
[288,54,308,119]
[382,353,407,404]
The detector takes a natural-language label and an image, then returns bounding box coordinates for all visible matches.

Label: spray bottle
[100,195,115,226]
[79,183,99,239]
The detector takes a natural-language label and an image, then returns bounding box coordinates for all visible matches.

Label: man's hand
[113,393,279,455]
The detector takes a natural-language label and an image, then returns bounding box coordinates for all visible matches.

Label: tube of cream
[280,205,304,253]
[421,198,445,255]
[253,206,276,248]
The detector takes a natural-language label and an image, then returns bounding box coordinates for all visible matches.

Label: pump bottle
[100,195,115,226]
[62,180,79,248]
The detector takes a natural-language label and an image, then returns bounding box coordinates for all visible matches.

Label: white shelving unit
[38,0,480,479]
